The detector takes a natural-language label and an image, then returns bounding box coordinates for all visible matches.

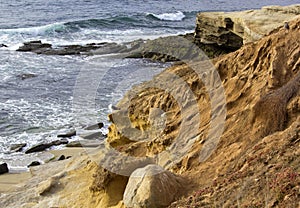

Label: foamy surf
[147,11,186,21]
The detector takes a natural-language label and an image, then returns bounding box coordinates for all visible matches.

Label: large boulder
[0,163,9,174]
[123,164,184,208]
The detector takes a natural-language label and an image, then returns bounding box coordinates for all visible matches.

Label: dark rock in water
[84,123,104,130]
[58,155,66,161]
[50,138,69,145]
[17,73,37,80]
[17,40,52,52]
[57,130,76,138]
[10,143,27,152]
[80,131,106,140]
[25,139,68,154]
[0,163,9,174]
[16,40,123,56]
[25,144,52,154]
[0,43,8,48]
[27,161,41,167]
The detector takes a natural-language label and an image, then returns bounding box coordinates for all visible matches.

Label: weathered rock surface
[194,4,300,46]
[0,163,9,174]
[123,164,184,208]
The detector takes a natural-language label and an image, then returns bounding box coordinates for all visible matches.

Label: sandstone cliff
[0,10,299,208]
[194,4,300,49]
[107,17,300,207]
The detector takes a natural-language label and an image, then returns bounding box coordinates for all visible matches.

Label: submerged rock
[17,73,37,80]
[0,43,8,48]
[123,164,184,208]
[0,163,9,174]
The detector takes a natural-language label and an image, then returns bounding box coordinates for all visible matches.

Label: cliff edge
[194,4,300,49]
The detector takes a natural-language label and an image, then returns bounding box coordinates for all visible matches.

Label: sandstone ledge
[195,4,300,46]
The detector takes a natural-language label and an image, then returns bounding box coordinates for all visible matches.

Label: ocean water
[0,0,299,170]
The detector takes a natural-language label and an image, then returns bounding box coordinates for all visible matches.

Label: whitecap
[147,11,186,21]
[0,22,66,36]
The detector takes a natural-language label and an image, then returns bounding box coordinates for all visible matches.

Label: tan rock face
[123,165,184,208]
[194,4,300,45]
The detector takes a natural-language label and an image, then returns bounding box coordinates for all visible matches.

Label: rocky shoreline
[0,4,300,208]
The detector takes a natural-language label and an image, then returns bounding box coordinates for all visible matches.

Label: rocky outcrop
[194,4,300,47]
[123,165,184,208]
[16,40,129,56]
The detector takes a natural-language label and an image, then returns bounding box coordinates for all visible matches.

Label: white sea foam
[0,22,66,36]
[148,11,185,21]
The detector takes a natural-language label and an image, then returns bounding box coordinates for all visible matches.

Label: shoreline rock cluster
[0,122,106,175]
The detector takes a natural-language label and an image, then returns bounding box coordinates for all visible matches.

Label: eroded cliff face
[194,4,300,47]
[0,12,299,208]
[107,18,300,207]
